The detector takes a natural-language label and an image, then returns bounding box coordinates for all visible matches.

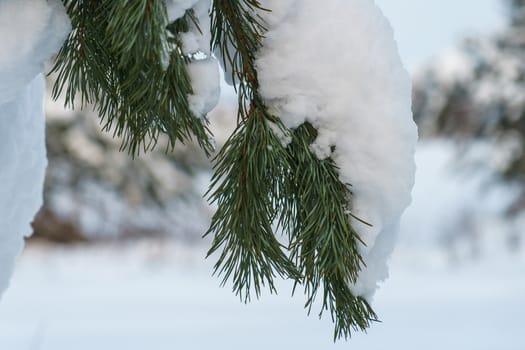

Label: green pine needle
[285,123,378,340]
[51,0,381,340]
[207,0,378,340]
[50,0,212,156]
[205,110,299,301]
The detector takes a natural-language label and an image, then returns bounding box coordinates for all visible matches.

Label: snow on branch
[256,0,417,298]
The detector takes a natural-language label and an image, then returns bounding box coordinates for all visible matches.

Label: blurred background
[1,0,524,349]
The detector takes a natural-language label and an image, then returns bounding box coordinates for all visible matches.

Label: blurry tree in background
[510,0,525,26]
[32,85,218,243]
[413,0,525,211]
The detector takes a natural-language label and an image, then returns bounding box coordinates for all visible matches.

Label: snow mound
[0,0,70,104]
[0,0,70,298]
[256,0,418,298]
[0,76,47,296]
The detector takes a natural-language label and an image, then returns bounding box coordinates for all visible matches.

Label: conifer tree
[413,0,525,188]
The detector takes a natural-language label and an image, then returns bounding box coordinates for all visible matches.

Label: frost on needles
[0,0,417,341]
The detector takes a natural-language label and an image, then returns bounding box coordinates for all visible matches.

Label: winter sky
[375,0,505,70]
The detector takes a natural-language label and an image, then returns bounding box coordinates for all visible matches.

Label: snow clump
[167,0,220,117]
[256,0,418,298]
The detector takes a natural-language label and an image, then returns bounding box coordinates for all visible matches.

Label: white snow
[166,0,220,118]
[166,0,200,23]
[0,76,47,297]
[0,141,523,349]
[0,238,523,350]
[0,0,70,298]
[187,58,220,118]
[256,0,418,298]
[0,0,70,104]
[184,0,220,118]
[179,0,213,57]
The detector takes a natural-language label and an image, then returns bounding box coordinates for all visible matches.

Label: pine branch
[51,0,380,340]
[206,112,298,301]
[284,123,378,340]
[207,0,379,339]
[206,0,299,301]
[50,0,212,156]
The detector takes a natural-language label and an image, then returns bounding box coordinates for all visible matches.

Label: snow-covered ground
[0,141,524,350]
[0,241,523,350]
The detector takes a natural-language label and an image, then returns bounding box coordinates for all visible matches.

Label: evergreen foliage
[51,0,212,156]
[207,0,376,339]
[285,123,377,339]
[51,0,377,340]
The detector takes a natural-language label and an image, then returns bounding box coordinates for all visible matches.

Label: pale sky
[375,0,506,70]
